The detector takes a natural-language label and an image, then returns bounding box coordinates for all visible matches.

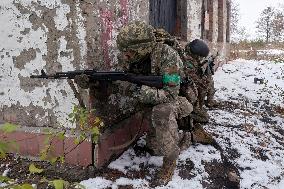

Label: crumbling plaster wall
[218,0,230,63]
[187,0,203,41]
[81,0,149,69]
[208,0,219,53]
[0,0,149,128]
[186,0,229,63]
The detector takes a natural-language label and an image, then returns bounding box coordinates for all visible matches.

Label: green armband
[163,73,181,86]
[185,61,194,69]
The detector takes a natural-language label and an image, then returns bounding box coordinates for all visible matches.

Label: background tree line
[256,5,284,43]
[230,1,284,43]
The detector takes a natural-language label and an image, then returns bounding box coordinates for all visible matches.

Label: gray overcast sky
[235,0,284,38]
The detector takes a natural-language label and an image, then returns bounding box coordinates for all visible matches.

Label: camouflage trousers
[146,96,193,159]
[206,76,215,105]
[198,75,215,108]
[180,80,209,123]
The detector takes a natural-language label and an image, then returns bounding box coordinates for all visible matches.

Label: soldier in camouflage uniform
[76,21,193,186]
[117,21,193,186]
[182,39,211,123]
[151,29,214,144]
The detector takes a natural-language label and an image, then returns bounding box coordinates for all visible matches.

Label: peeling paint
[0,0,85,128]
[13,48,37,70]
[187,0,203,41]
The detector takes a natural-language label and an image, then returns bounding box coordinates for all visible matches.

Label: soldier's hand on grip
[74,74,90,89]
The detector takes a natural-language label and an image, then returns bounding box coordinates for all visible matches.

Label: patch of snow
[257,49,284,56]
[112,178,149,189]
[206,60,284,188]
[214,59,284,108]
[79,178,112,189]
[2,169,9,176]
[108,148,151,174]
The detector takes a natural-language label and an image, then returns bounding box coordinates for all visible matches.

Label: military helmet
[185,39,209,57]
[117,21,156,63]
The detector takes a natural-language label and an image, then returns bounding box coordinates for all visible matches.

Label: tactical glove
[74,74,90,89]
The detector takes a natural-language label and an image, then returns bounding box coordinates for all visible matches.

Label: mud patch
[0,155,92,189]
[177,158,195,179]
[203,159,240,189]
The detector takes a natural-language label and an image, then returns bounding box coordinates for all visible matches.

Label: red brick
[113,127,131,147]
[50,137,64,157]
[64,137,79,165]
[37,134,48,156]
[78,140,92,167]
[8,131,28,155]
[1,130,93,167]
[26,133,40,156]
[96,132,115,168]
[94,113,151,168]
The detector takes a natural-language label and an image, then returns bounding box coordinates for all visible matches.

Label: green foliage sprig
[0,104,102,189]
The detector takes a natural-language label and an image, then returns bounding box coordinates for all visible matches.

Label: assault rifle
[201,52,219,75]
[30,69,164,89]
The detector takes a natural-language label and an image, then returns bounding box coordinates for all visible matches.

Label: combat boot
[192,123,214,144]
[206,99,218,108]
[151,156,177,187]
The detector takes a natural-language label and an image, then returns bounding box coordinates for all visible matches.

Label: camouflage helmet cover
[117,21,156,62]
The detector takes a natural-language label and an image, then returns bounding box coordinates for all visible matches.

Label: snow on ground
[257,49,284,56]
[206,59,284,189]
[215,59,284,107]
[80,59,284,189]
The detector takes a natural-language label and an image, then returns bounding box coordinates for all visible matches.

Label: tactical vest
[154,29,185,62]
[129,29,184,77]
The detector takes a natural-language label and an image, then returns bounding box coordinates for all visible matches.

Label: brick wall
[0,125,93,167]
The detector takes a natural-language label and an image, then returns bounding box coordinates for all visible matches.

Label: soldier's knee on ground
[147,102,181,157]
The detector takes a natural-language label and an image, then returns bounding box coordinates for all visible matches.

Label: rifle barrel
[30,70,163,88]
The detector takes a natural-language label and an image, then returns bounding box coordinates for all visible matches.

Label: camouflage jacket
[90,43,184,125]
[133,43,184,105]
[183,55,209,88]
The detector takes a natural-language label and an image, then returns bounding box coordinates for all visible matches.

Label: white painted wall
[0,0,86,128]
[187,0,203,41]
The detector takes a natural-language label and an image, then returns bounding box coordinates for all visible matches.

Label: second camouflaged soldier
[182,39,211,123]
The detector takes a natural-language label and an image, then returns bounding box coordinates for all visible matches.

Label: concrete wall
[185,0,230,64]
[187,0,203,41]
[216,0,230,64]
[0,0,149,128]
